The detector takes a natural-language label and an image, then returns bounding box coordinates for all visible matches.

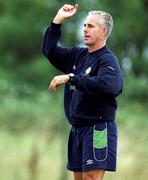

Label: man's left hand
[49,75,70,91]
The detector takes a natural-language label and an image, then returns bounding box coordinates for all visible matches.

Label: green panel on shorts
[93,128,107,149]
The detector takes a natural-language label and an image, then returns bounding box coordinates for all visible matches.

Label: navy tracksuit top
[42,23,123,126]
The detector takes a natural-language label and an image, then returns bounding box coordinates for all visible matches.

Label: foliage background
[0,0,148,179]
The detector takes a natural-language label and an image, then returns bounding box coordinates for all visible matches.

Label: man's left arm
[69,58,123,96]
[49,57,123,95]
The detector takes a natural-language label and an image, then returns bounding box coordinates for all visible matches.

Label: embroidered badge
[73,65,76,70]
[85,67,92,75]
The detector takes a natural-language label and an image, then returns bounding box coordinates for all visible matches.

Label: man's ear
[102,27,108,37]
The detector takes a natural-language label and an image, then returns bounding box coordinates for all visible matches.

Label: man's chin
[84,41,91,46]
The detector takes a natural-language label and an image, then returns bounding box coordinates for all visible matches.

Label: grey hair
[88,11,113,37]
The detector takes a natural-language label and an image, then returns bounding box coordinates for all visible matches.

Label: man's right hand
[53,4,78,24]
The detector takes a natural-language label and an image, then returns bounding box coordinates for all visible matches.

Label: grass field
[0,122,147,180]
[0,89,148,180]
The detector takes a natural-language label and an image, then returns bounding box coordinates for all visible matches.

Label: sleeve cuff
[70,75,79,86]
[50,22,62,30]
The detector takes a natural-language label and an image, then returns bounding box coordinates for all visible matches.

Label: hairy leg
[83,169,105,180]
[74,172,83,180]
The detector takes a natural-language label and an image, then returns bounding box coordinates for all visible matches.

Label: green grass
[0,129,65,180]
[0,80,148,179]
[0,119,147,180]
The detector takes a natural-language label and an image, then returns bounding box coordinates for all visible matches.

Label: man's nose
[84,26,88,33]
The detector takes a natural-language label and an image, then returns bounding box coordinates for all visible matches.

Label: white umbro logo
[86,159,94,165]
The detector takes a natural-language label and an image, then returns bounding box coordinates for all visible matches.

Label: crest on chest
[85,67,92,75]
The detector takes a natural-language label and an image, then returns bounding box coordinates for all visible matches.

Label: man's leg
[83,169,105,180]
[74,172,83,180]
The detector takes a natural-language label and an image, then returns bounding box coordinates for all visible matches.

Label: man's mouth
[84,35,90,40]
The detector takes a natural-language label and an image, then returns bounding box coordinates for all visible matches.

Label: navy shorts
[67,121,117,172]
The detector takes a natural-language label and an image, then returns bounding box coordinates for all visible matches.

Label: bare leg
[83,169,105,180]
[74,172,83,180]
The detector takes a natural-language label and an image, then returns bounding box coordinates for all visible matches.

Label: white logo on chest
[85,67,92,75]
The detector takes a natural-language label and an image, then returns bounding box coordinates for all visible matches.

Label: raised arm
[42,4,79,74]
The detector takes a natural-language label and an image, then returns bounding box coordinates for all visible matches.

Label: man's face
[83,14,106,46]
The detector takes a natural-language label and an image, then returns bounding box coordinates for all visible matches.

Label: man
[42,4,123,180]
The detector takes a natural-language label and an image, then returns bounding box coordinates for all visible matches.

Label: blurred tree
[0,0,147,88]
[0,0,147,75]
[0,0,58,62]
[100,0,148,76]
